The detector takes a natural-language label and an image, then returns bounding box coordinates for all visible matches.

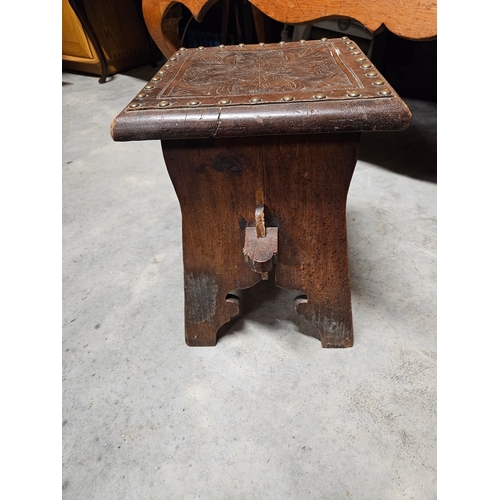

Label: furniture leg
[264,133,360,348]
[161,137,265,346]
[69,0,109,83]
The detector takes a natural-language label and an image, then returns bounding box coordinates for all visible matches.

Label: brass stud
[219,98,231,105]
[347,46,356,50]
[151,76,161,82]
[158,70,166,75]
[174,52,182,56]
[360,63,372,69]
[366,71,378,78]
[198,46,205,50]
[299,39,306,44]
[239,43,245,47]
[188,100,201,106]
[249,97,262,103]
[128,102,140,108]
[378,89,392,96]
[313,93,327,99]
[341,36,349,40]
[158,101,170,107]
[259,42,265,46]
[372,80,385,86]
[169,57,177,61]
[347,91,360,98]
[136,93,147,99]
[144,84,154,90]
[179,47,186,51]
[219,44,226,48]
[345,41,354,45]
[281,95,294,102]
[355,57,366,62]
[279,41,286,45]
[352,51,362,55]
[165,63,173,68]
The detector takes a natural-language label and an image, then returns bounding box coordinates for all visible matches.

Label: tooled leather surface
[162,44,354,100]
[111,38,412,141]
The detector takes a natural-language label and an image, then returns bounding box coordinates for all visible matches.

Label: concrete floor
[62,64,436,499]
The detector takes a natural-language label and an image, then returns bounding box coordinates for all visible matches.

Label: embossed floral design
[166,46,353,97]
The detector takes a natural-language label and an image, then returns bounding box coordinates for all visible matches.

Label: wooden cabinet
[63,0,100,70]
[62,0,158,81]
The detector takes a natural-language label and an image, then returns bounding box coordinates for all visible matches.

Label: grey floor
[62,65,437,499]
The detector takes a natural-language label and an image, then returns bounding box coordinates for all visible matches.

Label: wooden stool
[111,38,411,348]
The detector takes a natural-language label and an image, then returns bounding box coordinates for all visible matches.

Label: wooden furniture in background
[142,0,437,58]
[62,0,158,82]
[63,0,101,72]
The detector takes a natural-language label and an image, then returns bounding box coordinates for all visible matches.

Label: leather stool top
[111,37,411,141]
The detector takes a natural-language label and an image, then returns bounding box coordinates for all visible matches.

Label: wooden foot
[183,281,241,346]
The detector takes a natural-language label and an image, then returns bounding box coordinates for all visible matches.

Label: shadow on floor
[359,97,437,183]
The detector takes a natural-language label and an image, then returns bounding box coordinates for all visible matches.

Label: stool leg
[162,138,263,346]
[264,133,360,348]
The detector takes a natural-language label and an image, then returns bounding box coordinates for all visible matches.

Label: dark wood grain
[162,133,359,347]
[264,133,360,348]
[162,137,264,346]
